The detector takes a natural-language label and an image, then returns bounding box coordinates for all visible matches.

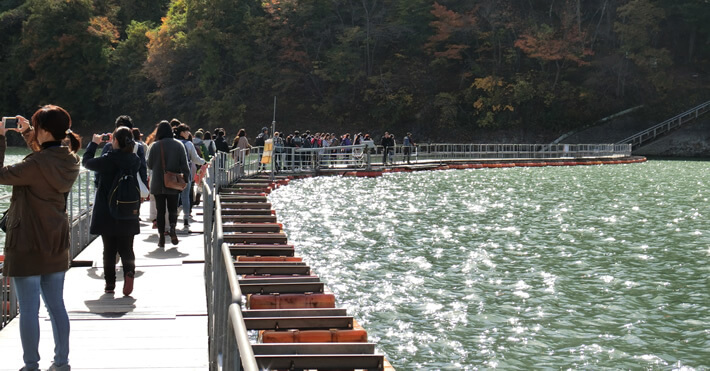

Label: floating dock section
[219,175,395,370]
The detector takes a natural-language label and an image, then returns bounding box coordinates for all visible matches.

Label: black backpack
[108,168,141,220]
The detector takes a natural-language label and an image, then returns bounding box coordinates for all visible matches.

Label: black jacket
[215,136,230,153]
[381,136,394,148]
[83,142,141,236]
[101,142,147,184]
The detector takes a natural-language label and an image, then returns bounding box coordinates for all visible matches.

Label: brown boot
[123,271,134,296]
[169,225,178,245]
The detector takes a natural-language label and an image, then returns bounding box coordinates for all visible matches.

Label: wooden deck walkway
[0,202,208,370]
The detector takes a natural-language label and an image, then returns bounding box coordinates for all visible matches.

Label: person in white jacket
[175,123,205,228]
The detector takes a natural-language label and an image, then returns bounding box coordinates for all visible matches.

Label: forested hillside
[0,0,708,142]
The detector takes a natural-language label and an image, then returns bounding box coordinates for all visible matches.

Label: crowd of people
[216,127,417,170]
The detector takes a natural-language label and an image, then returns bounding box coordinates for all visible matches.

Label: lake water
[268,160,710,370]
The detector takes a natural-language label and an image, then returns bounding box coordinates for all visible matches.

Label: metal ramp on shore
[617,101,710,149]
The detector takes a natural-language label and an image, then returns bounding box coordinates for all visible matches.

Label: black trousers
[102,234,136,285]
[154,193,179,233]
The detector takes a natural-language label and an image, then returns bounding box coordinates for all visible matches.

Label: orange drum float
[247,293,336,310]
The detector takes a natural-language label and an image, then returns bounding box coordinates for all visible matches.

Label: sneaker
[105,283,115,294]
[152,220,157,229]
[48,363,71,371]
[123,272,134,296]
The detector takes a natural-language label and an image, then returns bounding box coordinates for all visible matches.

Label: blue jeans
[180,179,193,223]
[12,271,70,370]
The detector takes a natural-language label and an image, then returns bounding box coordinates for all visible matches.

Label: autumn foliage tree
[0,0,707,141]
[514,6,593,90]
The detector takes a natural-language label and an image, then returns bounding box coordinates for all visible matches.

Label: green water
[268,160,710,370]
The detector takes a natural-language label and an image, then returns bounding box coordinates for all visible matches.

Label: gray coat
[147,138,190,195]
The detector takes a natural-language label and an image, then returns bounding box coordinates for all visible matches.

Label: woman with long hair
[146,121,190,247]
[231,128,250,164]
[0,105,81,371]
[82,126,141,295]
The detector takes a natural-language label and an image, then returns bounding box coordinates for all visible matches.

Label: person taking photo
[0,105,81,371]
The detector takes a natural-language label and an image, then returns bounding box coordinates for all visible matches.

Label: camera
[101,134,110,142]
[2,117,18,129]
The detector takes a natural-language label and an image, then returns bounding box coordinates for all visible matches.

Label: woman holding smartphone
[0,106,81,371]
[82,127,141,296]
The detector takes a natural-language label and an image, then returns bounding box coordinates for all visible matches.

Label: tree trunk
[590,0,608,51]
[576,0,582,34]
[688,27,696,63]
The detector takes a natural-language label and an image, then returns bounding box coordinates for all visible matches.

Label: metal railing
[262,143,631,173]
[617,101,710,148]
[68,169,98,258]
[389,143,630,161]
[1,168,97,330]
[202,150,259,370]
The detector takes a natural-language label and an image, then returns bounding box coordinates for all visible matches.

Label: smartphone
[102,134,110,142]
[2,117,18,129]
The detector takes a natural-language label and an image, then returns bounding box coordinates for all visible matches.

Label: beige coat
[0,132,80,276]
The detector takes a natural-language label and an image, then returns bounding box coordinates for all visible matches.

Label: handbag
[161,141,187,191]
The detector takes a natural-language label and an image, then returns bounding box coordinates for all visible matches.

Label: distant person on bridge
[381,132,394,165]
[100,115,147,188]
[403,132,415,164]
[0,105,81,371]
[83,126,141,296]
[214,128,230,153]
[176,123,205,229]
[202,130,217,158]
[231,128,251,162]
[254,126,269,148]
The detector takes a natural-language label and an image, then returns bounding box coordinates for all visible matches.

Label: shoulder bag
[161,141,187,191]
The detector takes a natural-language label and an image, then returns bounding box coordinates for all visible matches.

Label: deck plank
[0,202,208,370]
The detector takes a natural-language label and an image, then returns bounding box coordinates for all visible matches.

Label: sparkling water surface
[268,160,710,370]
